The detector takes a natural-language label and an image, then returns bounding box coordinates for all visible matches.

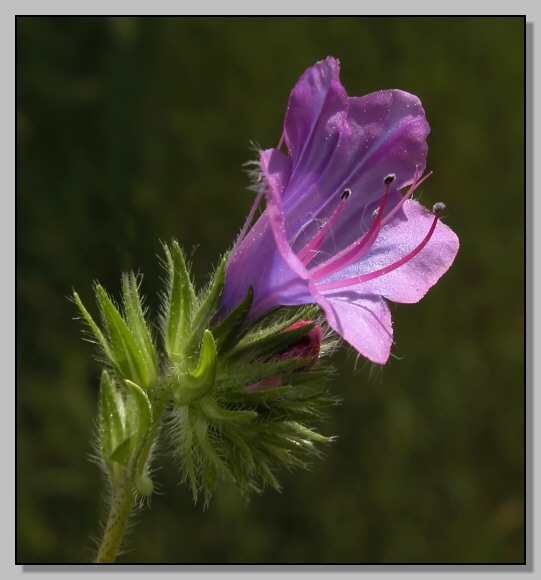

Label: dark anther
[384,174,396,185]
[341,188,351,200]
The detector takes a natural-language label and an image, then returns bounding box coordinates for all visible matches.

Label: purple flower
[220,57,459,364]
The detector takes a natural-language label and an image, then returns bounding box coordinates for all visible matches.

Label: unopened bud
[272,321,322,369]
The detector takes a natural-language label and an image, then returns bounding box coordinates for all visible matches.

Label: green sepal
[227,316,317,361]
[173,330,218,405]
[211,286,253,352]
[197,396,257,424]
[172,407,199,499]
[191,416,226,500]
[73,292,114,364]
[218,357,314,392]
[184,257,226,358]
[121,272,157,384]
[95,285,150,388]
[254,304,319,334]
[98,370,126,473]
[123,379,152,453]
[122,379,156,496]
[225,385,290,403]
[98,371,149,488]
[291,422,332,444]
[163,241,196,361]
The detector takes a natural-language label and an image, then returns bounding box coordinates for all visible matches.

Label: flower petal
[219,149,309,321]
[220,215,312,322]
[316,291,393,364]
[314,89,430,207]
[284,57,347,170]
[341,90,430,195]
[282,88,430,254]
[321,199,459,304]
[260,149,311,283]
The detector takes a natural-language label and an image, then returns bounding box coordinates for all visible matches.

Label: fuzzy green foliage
[73,241,338,506]
[73,278,157,391]
[168,306,339,504]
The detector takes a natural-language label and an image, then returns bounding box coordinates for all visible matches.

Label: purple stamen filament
[379,171,432,229]
[308,176,394,282]
[315,204,443,292]
[297,189,350,266]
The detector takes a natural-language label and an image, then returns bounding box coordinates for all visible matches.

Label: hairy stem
[95,476,135,563]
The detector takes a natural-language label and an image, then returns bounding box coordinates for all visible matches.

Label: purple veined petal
[317,199,460,304]
[325,90,430,215]
[284,56,347,169]
[219,217,310,323]
[315,291,394,364]
[220,222,312,322]
[259,149,311,283]
[258,148,291,198]
[219,149,306,320]
[281,89,430,253]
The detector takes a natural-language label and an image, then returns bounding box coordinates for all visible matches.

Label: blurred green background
[17,16,524,564]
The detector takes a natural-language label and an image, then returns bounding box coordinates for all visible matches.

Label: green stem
[95,476,135,563]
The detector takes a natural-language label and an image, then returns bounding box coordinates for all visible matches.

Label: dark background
[17,16,525,563]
